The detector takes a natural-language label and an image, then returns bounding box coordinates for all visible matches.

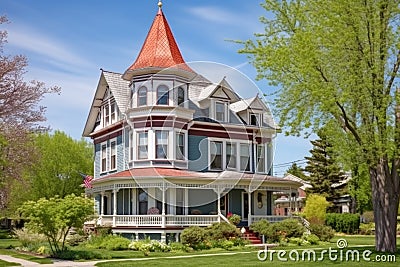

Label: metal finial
[158,0,163,9]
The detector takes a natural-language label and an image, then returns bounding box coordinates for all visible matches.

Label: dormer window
[250,113,262,126]
[157,85,169,105]
[215,102,228,122]
[178,87,185,107]
[138,86,147,107]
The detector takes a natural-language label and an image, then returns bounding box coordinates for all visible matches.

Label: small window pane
[110,141,116,170]
[257,145,265,173]
[176,133,185,160]
[157,85,169,105]
[216,102,225,121]
[240,144,251,172]
[156,131,168,159]
[138,132,148,159]
[101,144,107,172]
[138,87,147,106]
[226,143,236,169]
[210,141,223,170]
[178,87,185,106]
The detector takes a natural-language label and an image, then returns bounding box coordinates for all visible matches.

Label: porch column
[113,189,118,227]
[248,191,252,226]
[161,187,166,228]
[100,192,105,216]
[294,192,299,212]
[217,190,221,223]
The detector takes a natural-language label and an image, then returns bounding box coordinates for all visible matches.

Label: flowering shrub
[129,238,171,256]
[147,207,160,215]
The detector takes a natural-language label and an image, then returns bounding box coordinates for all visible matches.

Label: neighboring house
[82,3,301,241]
[274,174,310,216]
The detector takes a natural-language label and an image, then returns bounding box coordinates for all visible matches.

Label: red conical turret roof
[124,6,194,79]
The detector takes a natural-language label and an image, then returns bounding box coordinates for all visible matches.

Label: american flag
[79,172,93,188]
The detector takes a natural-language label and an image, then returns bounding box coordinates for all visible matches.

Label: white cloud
[6,23,96,72]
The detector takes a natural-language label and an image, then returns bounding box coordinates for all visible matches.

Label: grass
[95,236,399,267]
[0,249,53,264]
[0,259,20,267]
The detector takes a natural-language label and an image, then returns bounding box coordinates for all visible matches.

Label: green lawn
[95,236,399,267]
[0,259,20,267]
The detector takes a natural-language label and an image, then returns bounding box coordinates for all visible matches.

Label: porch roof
[93,168,302,186]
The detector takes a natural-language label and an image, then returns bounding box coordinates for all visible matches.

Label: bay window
[257,145,265,173]
[155,131,168,159]
[176,132,185,160]
[138,132,148,159]
[240,144,251,172]
[210,141,223,170]
[226,142,236,169]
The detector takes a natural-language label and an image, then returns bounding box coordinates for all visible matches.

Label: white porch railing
[98,215,219,227]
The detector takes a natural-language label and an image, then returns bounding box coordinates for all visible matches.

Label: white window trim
[213,100,230,123]
[100,142,107,173]
[109,138,117,171]
[256,144,267,174]
[208,138,252,172]
[174,130,187,161]
[249,112,263,126]
[137,131,149,160]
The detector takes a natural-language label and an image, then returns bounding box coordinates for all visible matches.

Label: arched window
[177,87,185,106]
[157,85,169,105]
[138,86,147,107]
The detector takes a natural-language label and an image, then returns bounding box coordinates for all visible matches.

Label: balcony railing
[96,214,290,227]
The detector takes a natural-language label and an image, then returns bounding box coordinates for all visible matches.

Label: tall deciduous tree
[7,131,93,211]
[240,0,400,252]
[0,16,60,208]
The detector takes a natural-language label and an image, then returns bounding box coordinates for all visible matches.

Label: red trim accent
[94,130,122,144]
[189,129,253,140]
[90,122,123,139]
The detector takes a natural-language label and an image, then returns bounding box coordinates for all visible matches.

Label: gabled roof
[123,7,194,80]
[197,77,240,102]
[82,70,130,137]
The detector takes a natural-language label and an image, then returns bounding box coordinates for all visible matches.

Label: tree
[240,0,400,252]
[6,131,93,214]
[304,132,346,200]
[19,194,94,255]
[303,194,330,225]
[0,16,60,208]
[285,163,307,180]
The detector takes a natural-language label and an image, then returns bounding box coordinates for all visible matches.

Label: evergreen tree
[286,163,307,180]
[304,132,346,200]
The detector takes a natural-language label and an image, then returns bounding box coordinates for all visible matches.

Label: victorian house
[83,2,301,241]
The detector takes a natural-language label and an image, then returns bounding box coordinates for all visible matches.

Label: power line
[273,159,307,167]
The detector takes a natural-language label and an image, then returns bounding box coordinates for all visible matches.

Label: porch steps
[241,227,262,245]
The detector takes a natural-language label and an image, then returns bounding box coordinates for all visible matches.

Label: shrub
[250,220,270,236]
[228,214,241,225]
[304,233,320,245]
[276,219,305,239]
[361,211,374,223]
[14,228,47,251]
[359,223,375,235]
[180,226,206,249]
[66,234,87,246]
[326,213,360,234]
[56,249,110,260]
[85,235,130,250]
[309,224,335,241]
[206,222,241,241]
[303,194,330,224]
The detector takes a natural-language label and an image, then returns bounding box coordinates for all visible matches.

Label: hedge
[325,213,360,234]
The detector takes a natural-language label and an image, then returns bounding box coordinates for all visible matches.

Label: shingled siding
[116,134,124,172]
[188,135,208,172]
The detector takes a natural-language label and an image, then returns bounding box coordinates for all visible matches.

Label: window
[103,105,110,126]
[101,144,107,172]
[178,87,185,106]
[129,130,134,161]
[137,132,148,159]
[250,113,261,126]
[157,85,169,105]
[110,140,116,170]
[240,144,251,172]
[257,145,265,173]
[138,188,148,215]
[155,131,168,159]
[226,143,236,169]
[176,133,185,160]
[215,102,226,122]
[138,86,147,106]
[110,102,116,124]
[210,141,223,170]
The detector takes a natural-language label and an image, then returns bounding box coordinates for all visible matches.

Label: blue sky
[1,0,312,175]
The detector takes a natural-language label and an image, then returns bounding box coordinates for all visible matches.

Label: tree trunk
[370,158,400,253]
